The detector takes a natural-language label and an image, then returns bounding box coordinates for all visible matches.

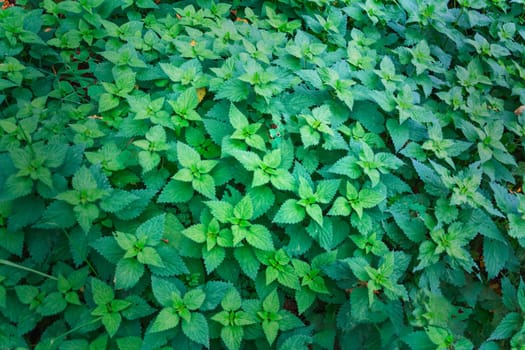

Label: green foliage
[0,0,525,348]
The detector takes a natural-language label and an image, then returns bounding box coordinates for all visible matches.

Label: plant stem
[0,259,57,280]
[53,316,102,340]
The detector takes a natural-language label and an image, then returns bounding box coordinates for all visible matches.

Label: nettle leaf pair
[415,221,477,273]
[55,166,111,233]
[91,278,132,338]
[206,194,274,251]
[329,181,387,219]
[182,210,233,273]
[149,277,209,347]
[330,140,403,187]
[291,251,336,314]
[92,214,187,289]
[232,148,295,191]
[3,141,68,201]
[15,268,87,318]
[347,252,409,305]
[274,177,340,226]
[211,288,256,350]
[297,104,347,150]
[158,141,219,203]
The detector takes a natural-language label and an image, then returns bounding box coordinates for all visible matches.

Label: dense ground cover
[1,0,525,348]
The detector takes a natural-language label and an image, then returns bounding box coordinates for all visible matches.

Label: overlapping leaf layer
[1,0,525,349]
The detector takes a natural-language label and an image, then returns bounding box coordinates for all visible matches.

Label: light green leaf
[300,125,320,148]
[246,224,274,251]
[305,204,323,226]
[114,231,136,251]
[183,224,206,243]
[211,310,230,326]
[151,277,180,306]
[74,203,99,233]
[177,142,201,168]
[358,187,386,208]
[221,288,242,311]
[173,168,193,182]
[509,214,525,239]
[277,266,301,290]
[136,214,165,244]
[115,258,145,289]
[234,195,253,220]
[181,312,209,347]
[73,166,98,191]
[266,265,279,285]
[270,169,295,191]
[263,289,280,313]
[246,134,266,151]
[221,325,243,350]
[38,292,67,316]
[138,151,160,173]
[99,93,119,112]
[193,174,216,199]
[253,169,271,187]
[149,307,180,333]
[206,201,234,223]
[204,246,225,273]
[328,197,351,216]
[184,289,206,310]
[329,156,361,179]
[231,150,261,171]
[102,312,122,338]
[229,103,249,129]
[273,199,305,224]
[315,179,340,204]
[137,247,164,267]
[295,288,315,314]
[262,320,279,345]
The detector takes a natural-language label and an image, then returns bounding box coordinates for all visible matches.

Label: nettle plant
[1,0,525,349]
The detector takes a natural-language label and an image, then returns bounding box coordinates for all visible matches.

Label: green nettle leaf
[137,247,164,267]
[177,141,201,168]
[233,195,254,220]
[221,288,242,311]
[262,319,280,345]
[245,225,274,251]
[115,259,145,289]
[15,285,39,304]
[273,199,306,224]
[489,312,521,340]
[295,287,316,314]
[206,201,234,223]
[102,312,122,338]
[234,246,260,280]
[181,312,209,347]
[151,277,180,307]
[158,180,194,203]
[184,289,206,310]
[91,279,114,305]
[150,307,180,333]
[220,325,243,350]
[99,93,119,112]
[183,224,207,243]
[38,292,67,316]
[203,246,225,273]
